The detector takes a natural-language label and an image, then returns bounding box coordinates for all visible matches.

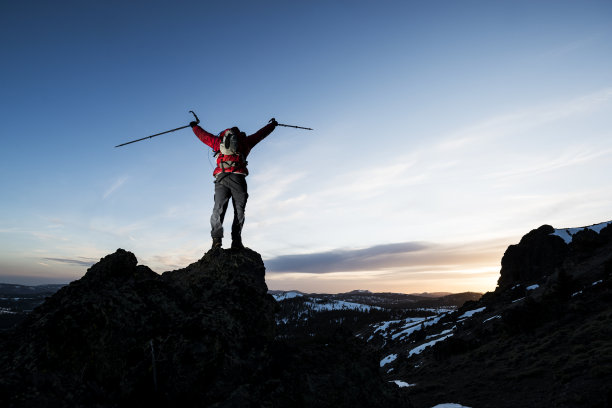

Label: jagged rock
[496,225,569,290]
[0,248,277,407]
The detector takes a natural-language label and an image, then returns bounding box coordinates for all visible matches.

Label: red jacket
[192,123,275,177]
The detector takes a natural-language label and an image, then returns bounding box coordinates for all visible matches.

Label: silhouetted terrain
[0,249,401,407]
[362,222,612,408]
[1,221,611,407]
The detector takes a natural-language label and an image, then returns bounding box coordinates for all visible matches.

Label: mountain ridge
[0,248,402,407]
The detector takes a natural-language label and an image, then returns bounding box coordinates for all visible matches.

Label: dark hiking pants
[210,173,248,240]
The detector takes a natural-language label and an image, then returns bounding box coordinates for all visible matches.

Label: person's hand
[189,121,199,127]
[269,118,278,127]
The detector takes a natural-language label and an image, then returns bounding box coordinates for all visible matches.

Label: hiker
[189,118,278,250]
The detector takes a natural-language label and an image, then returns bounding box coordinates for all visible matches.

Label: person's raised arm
[246,118,277,149]
[191,122,220,151]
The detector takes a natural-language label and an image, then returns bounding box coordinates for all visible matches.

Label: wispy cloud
[42,257,97,267]
[486,147,612,180]
[146,253,199,271]
[266,242,429,273]
[265,239,506,275]
[540,33,602,59]
[438,87,612,150]
[32,231,70,241]
[103,176,128,199]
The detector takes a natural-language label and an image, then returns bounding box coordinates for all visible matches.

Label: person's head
[222,127,245,137]
[221,128,236,137]
[221,128,247,143]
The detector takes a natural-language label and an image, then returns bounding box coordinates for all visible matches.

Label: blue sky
[1,0,611,293]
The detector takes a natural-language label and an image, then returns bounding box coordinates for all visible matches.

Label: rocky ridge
[0,248,401,407]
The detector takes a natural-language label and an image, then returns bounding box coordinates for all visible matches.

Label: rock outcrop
[496,225,568,289]
[0,248,277,407]
[0,248,400,408]
[497,223,612,291]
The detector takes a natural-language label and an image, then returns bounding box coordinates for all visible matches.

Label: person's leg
[227,175,248,248]
[210,181,232,245]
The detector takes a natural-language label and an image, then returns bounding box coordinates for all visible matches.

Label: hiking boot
[211,237,222,250]
[231,237,244,250]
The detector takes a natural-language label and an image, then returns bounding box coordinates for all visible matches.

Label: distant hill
[409,292,453,298]
[0,283,66,296]
[270,289,482,310]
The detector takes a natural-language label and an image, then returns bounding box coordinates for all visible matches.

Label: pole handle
[189,110,200,124]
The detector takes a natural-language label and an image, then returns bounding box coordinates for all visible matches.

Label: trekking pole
[115,111,200,147]
[269,118,312,130]
[277,123,313,130]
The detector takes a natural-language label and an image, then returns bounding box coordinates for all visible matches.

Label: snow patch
[551,221,611,244]
[409,333,454,357]
[305,299,380,312]
[392,324,423,339]
[391,316,439,340]
[458,307,486,319]
[416,307,456,313]
[373,319,402,334]
[380,353,397,367]
[390,380,415,388]
[426,328,454,340]
[271,291,303,301]
[571,279,603,297]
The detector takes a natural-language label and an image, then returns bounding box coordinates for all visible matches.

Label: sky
[1,0,611,294]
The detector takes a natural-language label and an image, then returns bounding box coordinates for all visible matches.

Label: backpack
[219,129,240,156]
[216,128,247,173]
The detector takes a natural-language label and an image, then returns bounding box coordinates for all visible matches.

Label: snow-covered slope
[271,291,304,301]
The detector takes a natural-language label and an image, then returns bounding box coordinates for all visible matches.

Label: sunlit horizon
[1,1,611,294]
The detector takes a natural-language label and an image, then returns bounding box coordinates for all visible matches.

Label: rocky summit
[0,248,400,408]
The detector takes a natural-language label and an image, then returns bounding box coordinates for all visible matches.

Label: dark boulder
[496,225,568,290]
